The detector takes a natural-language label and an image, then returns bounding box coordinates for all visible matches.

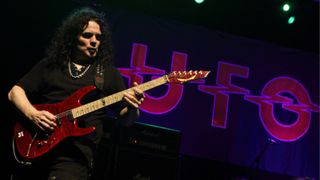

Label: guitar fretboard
[71,75,168,118]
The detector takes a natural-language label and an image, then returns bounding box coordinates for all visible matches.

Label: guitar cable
[11,136,32,166]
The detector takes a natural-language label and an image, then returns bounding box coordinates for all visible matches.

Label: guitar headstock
[166,70,210,84]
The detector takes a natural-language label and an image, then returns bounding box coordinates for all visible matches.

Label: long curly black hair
[45,7,114,70]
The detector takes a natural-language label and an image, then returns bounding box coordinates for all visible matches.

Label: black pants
[11,156,90,180]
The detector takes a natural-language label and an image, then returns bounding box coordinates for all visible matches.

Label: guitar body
[13,86,97,160]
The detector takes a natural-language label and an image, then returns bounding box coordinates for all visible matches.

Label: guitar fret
[71,73,212,119]
[71,76,168,119]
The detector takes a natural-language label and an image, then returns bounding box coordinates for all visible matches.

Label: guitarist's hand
[122,82,145,109]
[29,110,57,131]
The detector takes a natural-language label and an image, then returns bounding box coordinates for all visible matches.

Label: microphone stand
[251,138,277,180]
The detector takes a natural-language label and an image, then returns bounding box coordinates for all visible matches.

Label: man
[8,7,144,180]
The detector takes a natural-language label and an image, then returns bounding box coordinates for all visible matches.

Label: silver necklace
[68,60,91,78]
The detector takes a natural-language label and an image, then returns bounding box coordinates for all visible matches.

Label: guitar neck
[71,75,168,118]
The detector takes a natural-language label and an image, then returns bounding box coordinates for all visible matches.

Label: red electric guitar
[13,70,210,161]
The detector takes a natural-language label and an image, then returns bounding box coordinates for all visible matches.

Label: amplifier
[113,148,180,180]
[101,121,182,156]
[121,122,181,155]
[93,121,182,180]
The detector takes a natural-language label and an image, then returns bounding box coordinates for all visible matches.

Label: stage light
[280,2,296,25]
[288,16,295,24]
[282,3,291,12]
[194,0,205,4]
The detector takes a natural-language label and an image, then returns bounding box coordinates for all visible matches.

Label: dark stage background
[1,0,319,179]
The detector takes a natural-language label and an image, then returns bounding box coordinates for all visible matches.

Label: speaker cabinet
[112,148,180,180]
[93,121,181,180]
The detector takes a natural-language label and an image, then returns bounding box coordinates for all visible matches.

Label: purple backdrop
[107,9,319,178]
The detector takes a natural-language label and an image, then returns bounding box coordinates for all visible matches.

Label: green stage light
[194,0,205,4]
[288,16,295,24]
[282,3,291,12]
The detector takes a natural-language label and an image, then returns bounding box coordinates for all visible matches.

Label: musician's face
[77,20,102,59]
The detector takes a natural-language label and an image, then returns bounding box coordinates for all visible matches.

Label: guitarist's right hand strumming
[28,109,57,132]
[8,85,57,131]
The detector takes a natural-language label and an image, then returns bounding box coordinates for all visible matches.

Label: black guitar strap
[94,62,104,91]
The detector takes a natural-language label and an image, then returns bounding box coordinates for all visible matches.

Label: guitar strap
[94,62,104,91]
